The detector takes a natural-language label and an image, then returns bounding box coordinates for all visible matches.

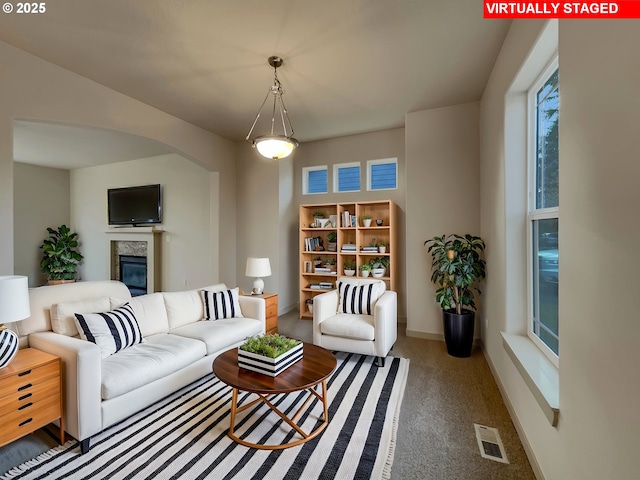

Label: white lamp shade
[0,275,30,324]
[245,258,272,278]
[255,135,298,160]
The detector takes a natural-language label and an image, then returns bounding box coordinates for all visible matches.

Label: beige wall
[293,128,407,318]
[13,163,70,286]
[405,102,481,338]
[481,19,640,479]
[0,40,237,284]
[71,153,217,292]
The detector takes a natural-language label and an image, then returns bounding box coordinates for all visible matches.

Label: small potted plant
[40,225,84,285]
[361,215,373,227]
[327,231,337,252]
[238,334,303,376]
[424,234,486,358]
[378,241,388,254]
[313,211,326,227]
[371,258,387,278]
[343,260,356,276]
[359,263,372,277]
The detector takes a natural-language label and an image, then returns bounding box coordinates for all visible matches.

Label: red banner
[484,1,640,18]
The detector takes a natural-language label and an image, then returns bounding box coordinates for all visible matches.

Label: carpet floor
[1,352,409,480]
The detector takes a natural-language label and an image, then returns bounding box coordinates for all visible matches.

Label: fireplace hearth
[119,255,147,296]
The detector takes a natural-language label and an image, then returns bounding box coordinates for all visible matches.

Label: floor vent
[474,424,509,464]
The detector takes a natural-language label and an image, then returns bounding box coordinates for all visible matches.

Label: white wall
[72,153,217,292]
[405,102,480,338]
[13,163,70,286]
[293,128,407,317]
[0,40,237,284]
[481,19,640,479]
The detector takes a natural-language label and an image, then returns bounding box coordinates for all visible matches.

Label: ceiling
[1,0,510,148]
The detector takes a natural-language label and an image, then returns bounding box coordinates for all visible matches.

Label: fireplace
[119,255,147,296]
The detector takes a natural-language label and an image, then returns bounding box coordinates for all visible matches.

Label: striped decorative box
[238,342,303,377]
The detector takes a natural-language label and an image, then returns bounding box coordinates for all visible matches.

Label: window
[333,162,360,192]
[367,158,397,191]
[302,166,327,195]
[527,59,559,363]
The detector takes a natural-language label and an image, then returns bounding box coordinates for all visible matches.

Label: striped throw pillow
[337,281,381,315]
[201,288,243,320]
[74,303,144,359]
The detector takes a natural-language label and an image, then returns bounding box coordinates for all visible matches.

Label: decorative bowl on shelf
[344,269,356,276]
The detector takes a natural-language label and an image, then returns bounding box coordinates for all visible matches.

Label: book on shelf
[304,236,324,252]
[361,247,378,252]
[313,267,336,274]
[341,244,357,252]
[309,283,334,290]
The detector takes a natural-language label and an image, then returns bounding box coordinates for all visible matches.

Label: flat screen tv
[108,184,162,226]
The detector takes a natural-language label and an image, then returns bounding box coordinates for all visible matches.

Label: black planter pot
[442,309,475,358]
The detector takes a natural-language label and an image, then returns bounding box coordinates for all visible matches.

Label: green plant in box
[240,334,302,359]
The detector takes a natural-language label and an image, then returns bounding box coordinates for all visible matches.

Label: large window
[528,59,559,363]
[302,166,328,195]
[333,162,360,192]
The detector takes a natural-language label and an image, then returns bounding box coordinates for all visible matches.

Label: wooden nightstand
[243,293,278,335]
[0,348,64,448]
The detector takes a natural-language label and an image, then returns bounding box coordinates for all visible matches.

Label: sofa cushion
[201,288,243,320]
[110,293,169,337]
[170,317,262,355]
[162,284,230,329]
[51,297,111,336]
[320,314,376,341]
[74,303,145,359]
[337,279,385,315]
[101,333,206,400]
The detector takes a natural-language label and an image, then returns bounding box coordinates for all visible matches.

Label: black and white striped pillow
[74,303,144,359]
[201,288,243,320]
[337,281,380,315]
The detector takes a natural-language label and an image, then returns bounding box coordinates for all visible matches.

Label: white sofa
[312,277,397,366]
[16,280,265,453]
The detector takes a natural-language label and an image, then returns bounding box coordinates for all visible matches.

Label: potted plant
[327,231,337,252]
[371,258,386,278]
[362,215,373,227]
[313,211,325,227]
[238,334,303,376]
[343,260,356,276]
[359,263,372,277]
[378,241,388,254]
[40,225,84,285]
[424,234,486,358]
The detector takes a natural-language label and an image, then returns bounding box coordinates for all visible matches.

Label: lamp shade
[245,258,272,278]
[255,135,299,160]
[0,275,30,324]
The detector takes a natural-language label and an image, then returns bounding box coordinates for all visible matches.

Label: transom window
[527,59,559,364]
[367,158,397,191]
[302,166,328,195]
[333,162,361,192]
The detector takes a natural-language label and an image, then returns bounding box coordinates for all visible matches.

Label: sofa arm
[312,290,339,345]
[373,291,398,356]
[28,332,103,442]
[238,295,266,332]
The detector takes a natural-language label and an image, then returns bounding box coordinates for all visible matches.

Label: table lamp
[0,275,30,369]
[245,257,271,295]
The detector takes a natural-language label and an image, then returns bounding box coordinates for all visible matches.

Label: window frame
[333,162,361,193]
[366,158,398,191]
[302,165,328,195]
[526,56,559,367]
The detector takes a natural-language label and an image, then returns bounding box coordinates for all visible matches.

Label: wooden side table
[242,292,278,335]
[0,348,64,448]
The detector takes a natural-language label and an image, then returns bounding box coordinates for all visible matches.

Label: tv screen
[108,184,162,226]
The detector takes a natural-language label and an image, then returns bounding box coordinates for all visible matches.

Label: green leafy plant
[378,241,389,247]
[362,214,373,220]
[313,211,325,218]
[344,260,356,270]
[371,257,390,269]
[40,225,84,281]
[240,334,301,358]
[324,257,336,267]
[327,231,337,243]
[359,263,372,271]
[424,234,486,314]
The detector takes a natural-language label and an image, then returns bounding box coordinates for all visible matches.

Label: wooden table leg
[229,387,238,436]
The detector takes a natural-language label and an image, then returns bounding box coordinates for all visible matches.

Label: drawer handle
[19,418,33,427]
[18,383,33,391]
[18,393,32,401]
[18,370,32,377]
[18,402,33,410]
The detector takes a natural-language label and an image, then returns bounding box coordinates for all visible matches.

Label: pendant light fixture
[246,56,299,160]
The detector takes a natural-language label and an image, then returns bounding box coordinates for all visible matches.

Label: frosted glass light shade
[255,135,298,160]
[0,275,30,324]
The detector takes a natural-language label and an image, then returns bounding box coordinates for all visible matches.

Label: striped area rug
[2,352,409,480]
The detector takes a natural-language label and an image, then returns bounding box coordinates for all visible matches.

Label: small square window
[303,166,328,195]
[367,158,397,191]
[333,162,360,192]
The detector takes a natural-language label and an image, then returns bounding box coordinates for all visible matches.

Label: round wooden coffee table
[213,342,336,450]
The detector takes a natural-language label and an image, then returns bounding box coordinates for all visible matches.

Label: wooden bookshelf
[299,200,397,319]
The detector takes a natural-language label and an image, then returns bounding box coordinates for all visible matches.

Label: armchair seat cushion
[320,314,375,341]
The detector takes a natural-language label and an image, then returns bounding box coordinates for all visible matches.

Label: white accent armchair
[312,277,397,366]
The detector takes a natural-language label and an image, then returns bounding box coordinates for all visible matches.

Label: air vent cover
[474,423,509,464]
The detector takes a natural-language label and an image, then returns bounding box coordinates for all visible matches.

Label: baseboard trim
[405,330,482,346]
[480,341,545,480]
